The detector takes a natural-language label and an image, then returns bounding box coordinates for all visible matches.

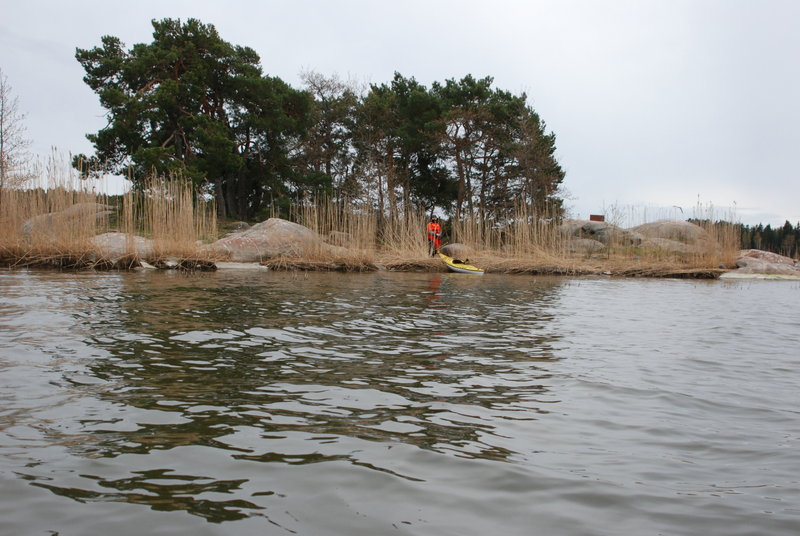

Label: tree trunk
[386,151,397,224]
[401,167,411,216]
[215,181,227,220]
[376,174,385,243]
[454,147,466,221]
[236,170,251,221]
[225,175,238,220]
[465,154,474,219]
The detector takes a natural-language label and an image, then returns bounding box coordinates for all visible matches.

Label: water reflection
[33,470,259,522]
[16,271,564,521]
[3,271,800,534]
[80,272,564,454]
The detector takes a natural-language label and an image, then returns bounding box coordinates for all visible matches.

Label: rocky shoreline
[6,207,800,279]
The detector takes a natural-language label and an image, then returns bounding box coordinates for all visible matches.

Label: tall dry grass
[0,154,740,275]
[0,160,216,268]
[292,198,740,275]
[121,176,217,260]
[0,190,108,266]
[293,197,375,254]
[451,202,567,256]
[599,202,741,271]
[293,198,434,265]
[289,198,444,270]
[0,159,110,266]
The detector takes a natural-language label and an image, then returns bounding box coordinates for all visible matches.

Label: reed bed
[292,197,376,262]
[121,176,218,261]
[0,187,108,268]
[1,161,741,277]
[290,198,739,277]
[0,164,217,269]
[260,258,380,272]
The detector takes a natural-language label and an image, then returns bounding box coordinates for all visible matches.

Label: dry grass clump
[376,255,443,272]
[1,158,741,278]
[376,210,430,259]
[293,197,374,252]
[294,198,443,268]
[283,198,739,277]
[611,203,739,265]
[261,258,379,272]
[451,202,568,257]
[120,175,218,261]
[0,160,216,269]
[479,252,588,276]
[1,156,106,266]
[292,198,377,266]
[0,187,110,268]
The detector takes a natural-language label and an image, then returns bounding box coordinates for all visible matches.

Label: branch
[136,79,161,97]
[160,130,176,148]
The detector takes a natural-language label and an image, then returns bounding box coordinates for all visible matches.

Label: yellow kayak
[438,252,484,275]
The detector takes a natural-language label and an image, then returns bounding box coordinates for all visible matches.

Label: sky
[1,0,798,227]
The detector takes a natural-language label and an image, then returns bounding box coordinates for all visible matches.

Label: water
[0,269,798,535]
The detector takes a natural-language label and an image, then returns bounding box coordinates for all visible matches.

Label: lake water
[0,269,798,535]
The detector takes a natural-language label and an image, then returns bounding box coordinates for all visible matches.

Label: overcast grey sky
[2,0,798,226]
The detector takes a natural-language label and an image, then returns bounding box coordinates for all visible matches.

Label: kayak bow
[438,252,484,275]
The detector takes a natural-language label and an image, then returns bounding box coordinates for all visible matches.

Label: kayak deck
[438,252,484,275]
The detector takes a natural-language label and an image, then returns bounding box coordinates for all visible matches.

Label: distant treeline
[739,221,800,258]
[73,18,565,224]
[691,219,800,258]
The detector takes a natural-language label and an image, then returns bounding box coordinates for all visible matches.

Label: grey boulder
[206,218,349,262]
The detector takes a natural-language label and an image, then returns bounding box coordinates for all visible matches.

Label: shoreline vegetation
[3,20,797,281]
[0,175,748,280]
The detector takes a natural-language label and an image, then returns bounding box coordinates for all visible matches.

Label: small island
[1,18,797,280]
[2,188,799,280]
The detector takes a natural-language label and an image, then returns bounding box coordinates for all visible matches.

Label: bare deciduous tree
[0,68,32,194]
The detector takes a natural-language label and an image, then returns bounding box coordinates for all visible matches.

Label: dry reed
[1,157,741,277]
[122,175,218,261]
[0,182,109,268]
[290,198,739,277]
[0,159,217,269]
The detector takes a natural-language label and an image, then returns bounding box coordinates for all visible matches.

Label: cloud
[2,0,798,226]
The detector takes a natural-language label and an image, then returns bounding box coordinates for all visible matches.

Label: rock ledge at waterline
[559,218,716,254]
[719,249,800,279]
[16,206,800,278]
[205,218,350,262]
[89,218,350,265]
[79,218,800,279]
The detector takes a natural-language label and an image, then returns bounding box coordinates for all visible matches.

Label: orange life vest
[426,221,441,239]
[427,221,442,249]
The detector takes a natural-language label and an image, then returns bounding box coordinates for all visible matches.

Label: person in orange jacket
[426,216,442,256]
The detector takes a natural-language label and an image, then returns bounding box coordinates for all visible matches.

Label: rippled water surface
[1,270,798,535]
